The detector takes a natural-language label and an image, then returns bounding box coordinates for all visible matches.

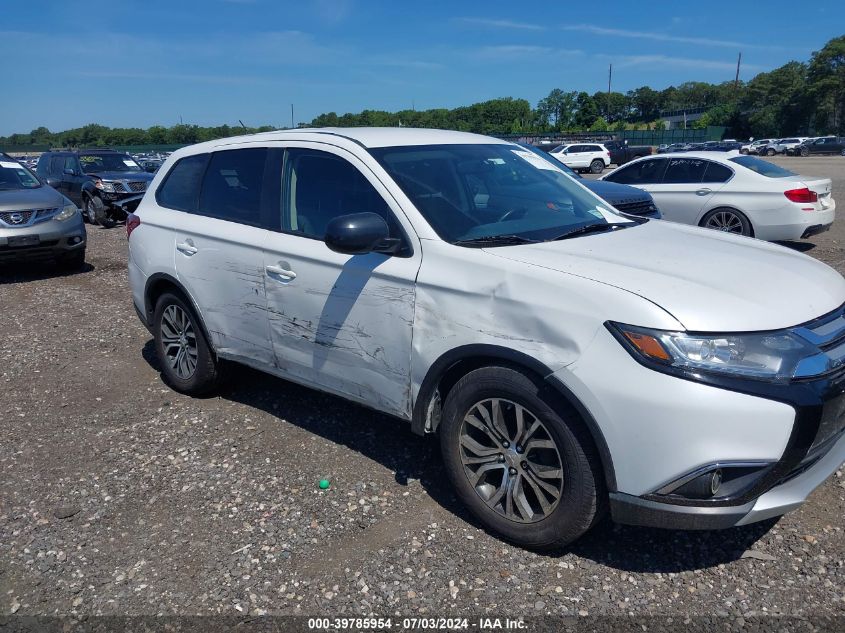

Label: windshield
[370,144,627,243]
[0,159,41,190]
[729,155,797,178]
[79,153,140,174]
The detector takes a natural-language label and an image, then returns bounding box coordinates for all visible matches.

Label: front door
[263,145,421,418]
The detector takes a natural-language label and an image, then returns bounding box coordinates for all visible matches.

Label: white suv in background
[764,137,809,156]
[549,143,611,173]
[128,128,845,550]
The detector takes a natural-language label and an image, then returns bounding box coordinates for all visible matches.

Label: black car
[795,136,845,156]
[519,144,661,219]
[36,149,154,228]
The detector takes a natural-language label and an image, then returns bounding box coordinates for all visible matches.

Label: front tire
[589,159,604,174]
[700,207,752,236]
[439,366,603,550]
[766,148,776,156]
[800,147,809,157]
[153,292,220,395]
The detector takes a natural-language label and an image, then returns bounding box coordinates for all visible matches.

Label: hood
[0,185,66,211]
[580,179,652,206]
[484,220,845,332]
[88,171,154,182]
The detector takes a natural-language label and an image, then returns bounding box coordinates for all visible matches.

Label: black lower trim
[610,492,751,530]
[134,301,152,334]
[802,223,832,239]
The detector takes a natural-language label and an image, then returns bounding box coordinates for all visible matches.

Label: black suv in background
[36,149,154,227]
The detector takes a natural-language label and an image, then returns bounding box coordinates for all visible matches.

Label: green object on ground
[319,479,330,490]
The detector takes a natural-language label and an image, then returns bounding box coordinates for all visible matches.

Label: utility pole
[734,52,742,91]
[607,64,612,122]
[291,104,294,129]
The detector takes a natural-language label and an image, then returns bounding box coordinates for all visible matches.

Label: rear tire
[800,147,809,157]
[766,148,776,156]
[589,159,604,174]
[700,207,753,236]
[439,366,604,550]
[153,292,220,395]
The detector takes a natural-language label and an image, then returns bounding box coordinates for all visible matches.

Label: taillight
[784,187,818,203]
[126,213,141,239]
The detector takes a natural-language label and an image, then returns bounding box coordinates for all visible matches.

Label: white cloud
[607,54,764,72]
[456,17,545,31]
[561,24,785,51]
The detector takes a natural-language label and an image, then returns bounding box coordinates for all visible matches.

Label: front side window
[371,144,624,243]
[283,149,395,241]
[157,154,209,213]
[605,158,668,185]
[663,158,707,184]
[63,157,78,174]
[198,148,267,226]
[49,156,65,177]
[729,155,797,178]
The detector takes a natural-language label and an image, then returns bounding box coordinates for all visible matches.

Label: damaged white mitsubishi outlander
[128,129,845,549]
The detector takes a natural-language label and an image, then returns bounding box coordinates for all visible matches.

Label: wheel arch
[412,344,617,491]
[143,273,217,356]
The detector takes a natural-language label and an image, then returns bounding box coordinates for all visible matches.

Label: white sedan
[601,152,835,241]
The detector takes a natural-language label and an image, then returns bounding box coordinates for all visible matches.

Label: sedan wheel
[701,208,751,236]
[459,398,564,523]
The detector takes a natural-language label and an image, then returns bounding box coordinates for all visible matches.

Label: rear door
[165,148,276,367]
[642,157,714,225]
[262,144,421,418]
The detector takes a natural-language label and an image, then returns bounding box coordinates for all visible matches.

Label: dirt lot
[0,155,843,623]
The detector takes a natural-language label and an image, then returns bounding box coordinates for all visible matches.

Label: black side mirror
[324,212,400,255]
[63,168,76,176]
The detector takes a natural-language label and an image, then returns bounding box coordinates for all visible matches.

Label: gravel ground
[0,155,843,624]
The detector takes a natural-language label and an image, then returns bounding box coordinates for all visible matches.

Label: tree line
[2,35,842,149]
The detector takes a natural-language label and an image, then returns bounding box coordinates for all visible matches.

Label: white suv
[549,143,611,173]
[128,128,845,550]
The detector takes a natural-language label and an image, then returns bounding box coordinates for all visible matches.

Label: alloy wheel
[705,211,744,233]
[459,398,563,523]
[85,199,98,224]
[160,305,198,379]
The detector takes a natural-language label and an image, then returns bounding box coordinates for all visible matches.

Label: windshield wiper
[551,223,628,241]
[453,234,539,247]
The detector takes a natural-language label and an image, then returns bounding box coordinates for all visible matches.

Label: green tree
[806,35,845,134]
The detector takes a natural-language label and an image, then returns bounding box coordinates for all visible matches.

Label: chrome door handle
[266,264,297,281]
[176,241,198,256]
[695,188,712,196]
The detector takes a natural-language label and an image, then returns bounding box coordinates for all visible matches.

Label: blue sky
[2,0,843,135]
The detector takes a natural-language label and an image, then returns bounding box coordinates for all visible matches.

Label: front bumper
[0,211,86,264]
[561,306,845,531]
[610,429,845,529]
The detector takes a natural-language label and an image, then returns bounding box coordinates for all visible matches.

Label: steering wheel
[499,207,528,222]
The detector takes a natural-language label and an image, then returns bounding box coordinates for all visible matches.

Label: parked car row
[123,127,844,551]
[740,136,845,157]
[658,140,742,153]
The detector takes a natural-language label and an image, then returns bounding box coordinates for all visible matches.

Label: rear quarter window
[156,154,210,212]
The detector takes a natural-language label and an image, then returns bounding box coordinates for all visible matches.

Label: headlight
[55,204,78,222]
[94,180,115,192]
[608,322,828,383]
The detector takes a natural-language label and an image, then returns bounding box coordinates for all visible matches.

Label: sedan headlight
[94,180,115,192]
[608,322,827,383]
[55,204,78,222]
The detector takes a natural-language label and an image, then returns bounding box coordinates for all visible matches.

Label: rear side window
[157,154,209,212]
[198,148,267,226]
[663,158,707,184]
[49,156,65,177]
[702,162,733,183]
[605,158,667,185]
